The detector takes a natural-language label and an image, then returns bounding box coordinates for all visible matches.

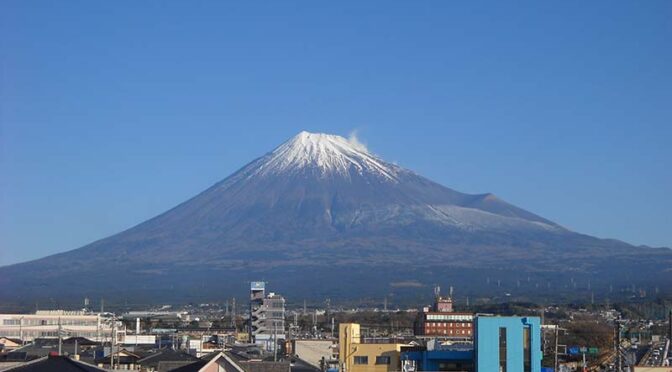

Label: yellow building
[339,323,406,372]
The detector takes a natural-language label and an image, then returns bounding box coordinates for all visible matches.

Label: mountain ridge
[1,131,670,305]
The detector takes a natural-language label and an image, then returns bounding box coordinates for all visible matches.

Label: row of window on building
[426,322,470,328]
[2,319,98,327]
[0,330,105,338]
[353,356,391,365]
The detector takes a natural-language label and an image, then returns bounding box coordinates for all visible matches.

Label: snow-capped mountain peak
[253,131,399,180]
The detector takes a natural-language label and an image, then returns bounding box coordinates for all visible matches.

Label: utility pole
[58,317,63,356]
[111,317,116,370]
[668,310,672,342]
[312,310,317,337]
[554,325,559,372]
[616,321,622,372]
[273,322,277,362]
[231,297,236,329]
[19,317,23,344]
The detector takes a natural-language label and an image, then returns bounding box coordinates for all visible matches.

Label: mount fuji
[1,131,670,306]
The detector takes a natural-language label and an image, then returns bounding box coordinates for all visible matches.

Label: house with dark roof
[94,348,141,370]
[170,351,292,372]
[169,352,247,372]
[136,348,201,372]
[1,353,107,371]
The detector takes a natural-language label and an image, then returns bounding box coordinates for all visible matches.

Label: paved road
[639,341,666,367]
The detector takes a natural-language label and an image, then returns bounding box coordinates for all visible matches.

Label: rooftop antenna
[449,286,454,298]
[434,285,441,298]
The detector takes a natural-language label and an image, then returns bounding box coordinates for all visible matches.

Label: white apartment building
[0,310,125,342]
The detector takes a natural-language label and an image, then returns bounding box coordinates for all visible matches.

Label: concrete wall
[294,340,335,368]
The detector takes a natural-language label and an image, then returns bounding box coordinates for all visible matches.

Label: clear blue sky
[1,1,670,266]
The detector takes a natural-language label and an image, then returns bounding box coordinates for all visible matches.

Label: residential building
[249,282,286,351]
[171,351,291,372]
[95,348,141,370]
[1,353,107,372]
[0,337,23,351]
[136,348,201,372]
[0,311,124,343]
[339,323,407,372]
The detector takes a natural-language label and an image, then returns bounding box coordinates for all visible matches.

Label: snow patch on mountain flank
[253,131,399,180]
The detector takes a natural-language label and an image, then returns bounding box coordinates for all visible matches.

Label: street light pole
[19,316,23,344]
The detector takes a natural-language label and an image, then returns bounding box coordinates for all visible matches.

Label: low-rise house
[95,348,141,370]
[1,353,107,371]
[0,337,23,351]
[137,348,201,372]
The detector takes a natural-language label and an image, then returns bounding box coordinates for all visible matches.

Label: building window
[375,356,391,365]
[499,327,507,372]
[523,326,531,372]
[354,356,368,365]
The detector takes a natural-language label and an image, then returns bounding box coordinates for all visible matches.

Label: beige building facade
[339,323,405,372]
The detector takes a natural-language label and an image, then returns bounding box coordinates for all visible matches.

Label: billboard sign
[251,281,265,291]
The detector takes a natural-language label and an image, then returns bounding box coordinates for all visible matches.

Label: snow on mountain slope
[250,131,401,181]
[161,131,561,236]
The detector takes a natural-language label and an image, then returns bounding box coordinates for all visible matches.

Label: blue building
[401,343,474,372]
[401,316,542,372]
[474,316,542,372]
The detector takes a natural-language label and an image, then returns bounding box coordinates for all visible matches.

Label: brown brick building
[414,312,474,337]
